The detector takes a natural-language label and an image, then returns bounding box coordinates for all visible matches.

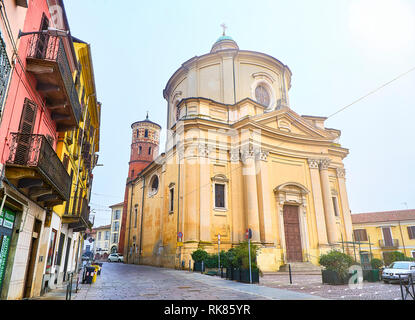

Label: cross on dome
[220,23,227,36]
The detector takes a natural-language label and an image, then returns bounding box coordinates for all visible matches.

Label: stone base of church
[130,241,344,272]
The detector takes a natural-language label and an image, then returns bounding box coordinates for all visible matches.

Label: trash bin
[95,262,103,275]
[84,266,96,284]
[91,265,99,283]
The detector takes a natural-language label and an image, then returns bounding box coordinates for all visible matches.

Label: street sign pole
[218,234,220,275]
[246,228,252,284]
[248,237,252,284]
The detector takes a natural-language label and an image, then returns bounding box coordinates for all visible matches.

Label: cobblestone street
[259,273,405,300]
[70,262,321,300]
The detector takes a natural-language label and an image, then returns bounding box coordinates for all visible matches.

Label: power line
[328,66,415,119]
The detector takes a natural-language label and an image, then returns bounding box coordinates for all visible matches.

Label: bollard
[189,260,191,272]
[289,264,292,284]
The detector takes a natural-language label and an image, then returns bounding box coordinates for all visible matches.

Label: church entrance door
[283,205,303,262]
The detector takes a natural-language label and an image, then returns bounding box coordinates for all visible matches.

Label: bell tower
[128,114,161,180]
[118,113,161,255]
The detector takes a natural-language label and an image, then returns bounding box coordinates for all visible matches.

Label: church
[120,28,354,272]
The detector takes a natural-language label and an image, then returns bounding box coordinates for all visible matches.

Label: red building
[0,0,81,299]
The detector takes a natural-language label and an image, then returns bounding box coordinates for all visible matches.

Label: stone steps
[278,262,323,273]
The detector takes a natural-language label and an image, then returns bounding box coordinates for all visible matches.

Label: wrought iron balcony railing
[379,239,399,248]
[26,34,81,128]
[6,133,71,201]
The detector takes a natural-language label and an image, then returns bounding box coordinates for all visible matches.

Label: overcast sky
[64,0,415,227]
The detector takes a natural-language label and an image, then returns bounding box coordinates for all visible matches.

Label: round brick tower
[128,114,161,180]
[118,114,161,255]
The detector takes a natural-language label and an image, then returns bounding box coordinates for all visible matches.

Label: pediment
[253,108,332,139]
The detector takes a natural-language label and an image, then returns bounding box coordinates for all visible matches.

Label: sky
[64,0,415,227]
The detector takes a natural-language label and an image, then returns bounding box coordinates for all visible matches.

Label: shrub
[204,253,219,268]
[370,258,383,270]
[319,250,354,280]
[232,241,260,271]
[191,249,208,263]
[384,251,414,266]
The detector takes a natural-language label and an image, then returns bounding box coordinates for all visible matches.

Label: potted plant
[319,250,354,285]
[362,258,383,282]
[232,241,261,283]
[191,249,208,272]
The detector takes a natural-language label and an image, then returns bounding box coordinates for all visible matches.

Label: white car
[107,253,124,262]
[382,261,415,283]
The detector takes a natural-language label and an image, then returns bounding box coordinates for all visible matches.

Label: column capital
[198,144,210,158]
[319,158,331,170]
[336,168,346,178]
[307,158,320,169]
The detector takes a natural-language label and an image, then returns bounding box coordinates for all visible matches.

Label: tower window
[144,129,149,138]
[255,85,270,107]
[136,129,139,137]
[138,146,142,155]
[148,147,152,155]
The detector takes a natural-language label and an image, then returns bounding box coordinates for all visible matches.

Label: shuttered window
[353,229,368,242]
[408,226,415,240]
[0,31,11,110]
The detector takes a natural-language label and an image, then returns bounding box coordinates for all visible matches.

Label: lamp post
[18,27,69,39]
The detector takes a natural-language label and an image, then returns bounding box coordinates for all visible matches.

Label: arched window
[175,101,180,121]
[144,129,149,138]
[148,146,152,155]
[148,175,159,196]
[255,85,270,107]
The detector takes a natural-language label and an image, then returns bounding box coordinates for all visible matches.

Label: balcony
[26,34,81,131]
[5,133,71,207]
[379,239,399,249]
[63,197,93,232]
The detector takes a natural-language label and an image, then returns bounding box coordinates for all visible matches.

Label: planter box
[240,269,259,283]
[193,262,205,272]
[322,270,351,285]
[363,269,380,282]
[232,268,241,281]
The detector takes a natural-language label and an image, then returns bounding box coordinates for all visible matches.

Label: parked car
[108,253,124,262]
[382,261,415,283]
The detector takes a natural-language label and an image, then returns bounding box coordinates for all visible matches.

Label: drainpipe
[126,181,133,264]
[138,176,146,264]
[176,157,181,268]
[398,220,407,257]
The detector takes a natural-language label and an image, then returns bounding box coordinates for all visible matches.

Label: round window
[255,85,270,107]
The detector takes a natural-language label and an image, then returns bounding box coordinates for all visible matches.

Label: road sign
[245,228,252,239]
[177,232,183,238]
[177,242,183,247]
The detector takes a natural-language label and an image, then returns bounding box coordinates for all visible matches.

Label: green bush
[370,258,383,270]
[191,249,208,263]
[384,251,414,266]
[319,250,354,280]
[204,253,219,268]
[232,241,260,271]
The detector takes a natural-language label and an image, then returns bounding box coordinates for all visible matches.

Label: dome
[210,34,239,53]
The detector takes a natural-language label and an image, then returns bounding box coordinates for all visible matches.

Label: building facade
[0,0,99,299]
[93,225,111,259]
[352,209,415,265]
[121,33,354,272]
[109,202,123,253]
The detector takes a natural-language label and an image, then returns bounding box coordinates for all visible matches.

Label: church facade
[121,32,354,271]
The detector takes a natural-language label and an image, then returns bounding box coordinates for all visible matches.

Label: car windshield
[390,262,410,270]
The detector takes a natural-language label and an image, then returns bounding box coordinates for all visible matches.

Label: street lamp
[18,27,69,39]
